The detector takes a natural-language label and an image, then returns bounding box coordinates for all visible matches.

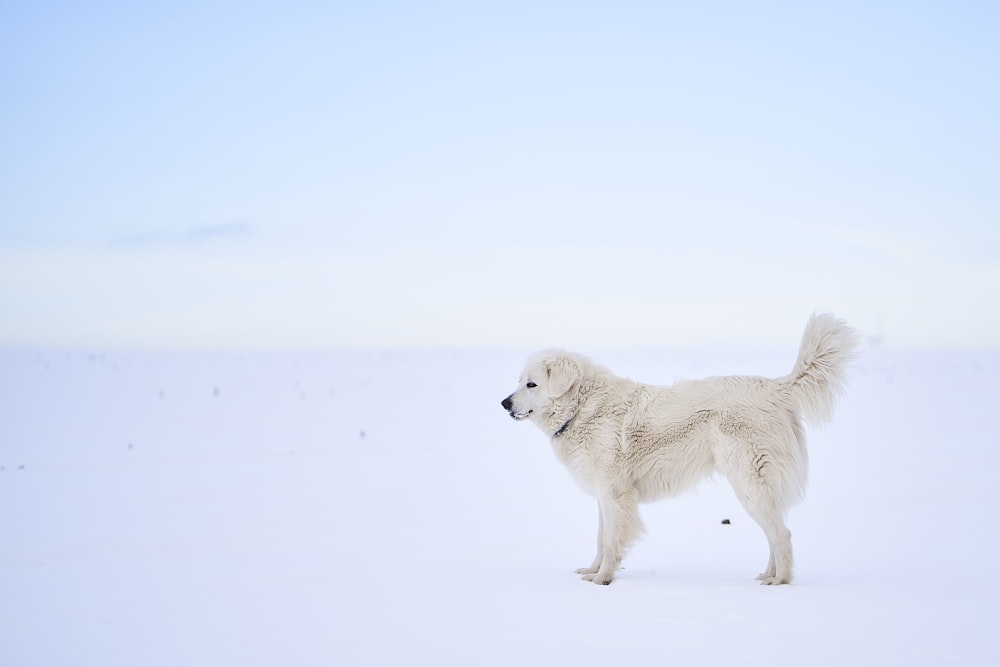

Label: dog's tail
[782,313,861,426]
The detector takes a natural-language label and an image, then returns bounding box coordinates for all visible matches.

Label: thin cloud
[112,223,254,248]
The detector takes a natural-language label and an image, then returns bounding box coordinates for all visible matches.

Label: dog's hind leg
[575,500,604,575]
[756,548,776,582]
[721,432,802,585]
[581,489,643,585]
[740,496,794,585]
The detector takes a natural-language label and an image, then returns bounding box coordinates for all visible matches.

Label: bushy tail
[783,313,861,426]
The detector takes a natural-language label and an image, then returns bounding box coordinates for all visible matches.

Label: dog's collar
[553,417,573,438]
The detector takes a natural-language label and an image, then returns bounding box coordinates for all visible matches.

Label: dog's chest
[551,432,601,493]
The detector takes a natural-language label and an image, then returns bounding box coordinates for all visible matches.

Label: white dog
[501,314,859,585]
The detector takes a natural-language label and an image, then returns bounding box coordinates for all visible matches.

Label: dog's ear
[544,353,581,398]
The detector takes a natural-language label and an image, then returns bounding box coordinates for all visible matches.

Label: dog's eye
[526,382,537,388]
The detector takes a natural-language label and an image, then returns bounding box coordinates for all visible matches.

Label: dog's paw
[758,576,791,586]
[582,572,614,585]
[574,566,599,575]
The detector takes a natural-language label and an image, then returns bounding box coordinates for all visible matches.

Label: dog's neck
[543,380,590,438]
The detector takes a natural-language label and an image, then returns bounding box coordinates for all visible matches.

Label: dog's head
[501,349,582,423]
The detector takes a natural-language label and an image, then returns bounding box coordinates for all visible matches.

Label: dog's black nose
[501,395,513,411]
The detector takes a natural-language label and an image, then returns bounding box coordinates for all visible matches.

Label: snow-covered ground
[1,345,997,666]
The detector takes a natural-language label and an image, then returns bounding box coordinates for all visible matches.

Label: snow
[1,346,998,666]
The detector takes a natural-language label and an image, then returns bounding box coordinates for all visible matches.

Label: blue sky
[1,1,998,348]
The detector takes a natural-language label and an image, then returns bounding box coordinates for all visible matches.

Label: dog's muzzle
[501,395,530,420]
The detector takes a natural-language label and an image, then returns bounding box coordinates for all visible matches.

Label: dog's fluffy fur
[501,314,860,585]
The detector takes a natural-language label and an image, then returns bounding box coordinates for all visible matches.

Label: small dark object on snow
[721,519,731,525]
[360,430,366,439]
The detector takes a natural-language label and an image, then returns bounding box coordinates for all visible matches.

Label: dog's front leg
[581,489,642,585]
[575,499,604,575]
